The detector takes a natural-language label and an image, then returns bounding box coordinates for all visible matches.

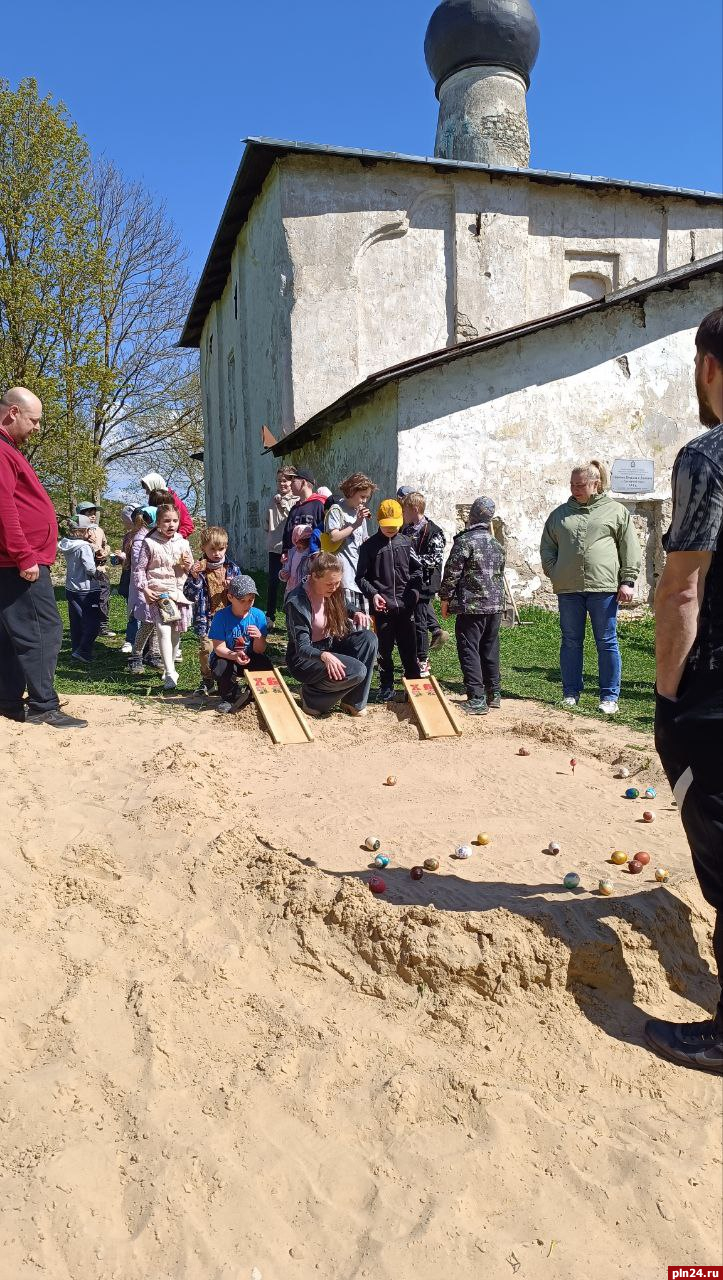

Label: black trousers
[655,682,723,1022]
[67,590,102,661]
[414,599,440,662]
[266,553,283,619]
[375,608,420,686]
[0,566,62,717]
[455,612,502,699]
[287,629,378,714]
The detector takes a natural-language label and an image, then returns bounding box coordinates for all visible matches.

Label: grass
[54,575,656,733]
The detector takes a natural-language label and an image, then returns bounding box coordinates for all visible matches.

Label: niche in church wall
[354,191,454,378]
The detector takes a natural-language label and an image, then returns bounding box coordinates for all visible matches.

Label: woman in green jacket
[540,460,642,716]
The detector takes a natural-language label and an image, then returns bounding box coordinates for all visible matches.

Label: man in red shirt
[0,388,87,728]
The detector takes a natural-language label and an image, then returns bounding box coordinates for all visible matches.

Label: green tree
[0,76,106,510]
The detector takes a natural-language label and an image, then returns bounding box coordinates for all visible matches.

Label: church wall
[276,155,722,430]
[278,384,400,511]
[395,272,720,603]
[277,271,719,603]
[203,168,294,567]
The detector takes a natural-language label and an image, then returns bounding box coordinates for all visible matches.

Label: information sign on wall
[611,458,655,494]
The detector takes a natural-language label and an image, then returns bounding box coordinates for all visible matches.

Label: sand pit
[0,693,720,1279]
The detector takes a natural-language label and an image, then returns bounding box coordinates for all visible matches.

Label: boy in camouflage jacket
[440,496,506,715]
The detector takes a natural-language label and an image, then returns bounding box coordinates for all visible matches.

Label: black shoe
[26,708,88,729]
[644,1015,723,1075]
[230,686,253,713]
[379,686,395,702]
[128,659,145,675]
[146,656,164,671]
[486,691,501,710]
[464,697,489,716]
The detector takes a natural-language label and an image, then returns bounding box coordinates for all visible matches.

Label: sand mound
[0,695,720,1279]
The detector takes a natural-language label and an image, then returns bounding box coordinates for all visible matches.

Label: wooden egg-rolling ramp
[245,667,313,744]
[403,674,463,739]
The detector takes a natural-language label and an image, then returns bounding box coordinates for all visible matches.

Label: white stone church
[181,0,723,600]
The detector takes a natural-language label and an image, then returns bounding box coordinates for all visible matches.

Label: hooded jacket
[540,492,641,595]
[281,493,326,553]
[440,523,506,615]
[356,530,423,611]
[59,536,100,594]
[403,516,446,597]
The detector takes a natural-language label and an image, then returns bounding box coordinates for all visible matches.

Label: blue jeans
[557,592,621,701]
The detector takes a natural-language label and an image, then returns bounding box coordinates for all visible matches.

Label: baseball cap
[396,486,415,500]
[228,574,258,599]
[293,468,315,485]
[377,499,403,530]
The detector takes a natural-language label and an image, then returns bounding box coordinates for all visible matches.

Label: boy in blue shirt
[208,574,271,713]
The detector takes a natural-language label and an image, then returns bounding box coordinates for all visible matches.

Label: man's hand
[320,651,347,681]
[352,611,370,629]
[440,600,450,619]
[19,564,40,582]
[617,584,635,605]
[372,594,387,612]
[234,649,250,666]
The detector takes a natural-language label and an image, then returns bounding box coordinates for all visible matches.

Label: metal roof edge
[270,252,723,457]
[180,136,723,348]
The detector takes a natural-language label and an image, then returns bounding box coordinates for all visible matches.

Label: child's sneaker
[379,686,396,702]
[487,691,501,710]
[121,641,133,655]
[162,674,178,692]
[464,697,489,716]
[128,657,145,675]
[194,680,213,697]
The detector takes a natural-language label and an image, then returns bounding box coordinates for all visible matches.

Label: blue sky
[7,0,723,283]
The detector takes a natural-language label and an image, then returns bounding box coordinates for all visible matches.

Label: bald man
[0,388,86,728]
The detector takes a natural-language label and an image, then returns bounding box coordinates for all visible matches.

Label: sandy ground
[0,690,721,1280]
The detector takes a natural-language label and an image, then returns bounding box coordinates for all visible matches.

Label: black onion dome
[425,0,540,92]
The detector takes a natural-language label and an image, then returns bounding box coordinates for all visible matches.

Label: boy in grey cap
[440,498,506,715]
[207,574,272,712]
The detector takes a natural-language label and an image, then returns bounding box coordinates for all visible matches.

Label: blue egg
[644,787,657,799]
[374,855,390,869]
[625,787,640,799]
[564,872,581,890]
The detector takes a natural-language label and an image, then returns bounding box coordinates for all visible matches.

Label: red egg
[410,866,424,881]
[369,876,387,894]
[628,859,643,875]
[635,851,651,866]
[518,747,530,757]
[643,811,655,823]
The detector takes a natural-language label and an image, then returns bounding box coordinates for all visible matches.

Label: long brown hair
[305,552,350,639]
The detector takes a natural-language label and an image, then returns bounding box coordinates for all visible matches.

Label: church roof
[179,137,723,349]
[268,252,723,457]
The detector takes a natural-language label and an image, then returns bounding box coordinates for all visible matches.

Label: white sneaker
[561,696,578,708]
[599,700,619,716]
[121,641,133,654]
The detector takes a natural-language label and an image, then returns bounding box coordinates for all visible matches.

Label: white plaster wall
[277,155,722,428]
[202,168,294,566]
[395,274,721,598]
[274,272,719,600]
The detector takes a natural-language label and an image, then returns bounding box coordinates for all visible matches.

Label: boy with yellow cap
[356,499,423,700]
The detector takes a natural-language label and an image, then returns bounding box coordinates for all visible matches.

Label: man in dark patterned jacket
[647,307,723,1076]
[440,496,505,716]
[401,491,449,676]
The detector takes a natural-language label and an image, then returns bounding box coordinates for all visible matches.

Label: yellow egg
[610,850,628,865]
[476,833,491,846]
[655,868,670,883]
